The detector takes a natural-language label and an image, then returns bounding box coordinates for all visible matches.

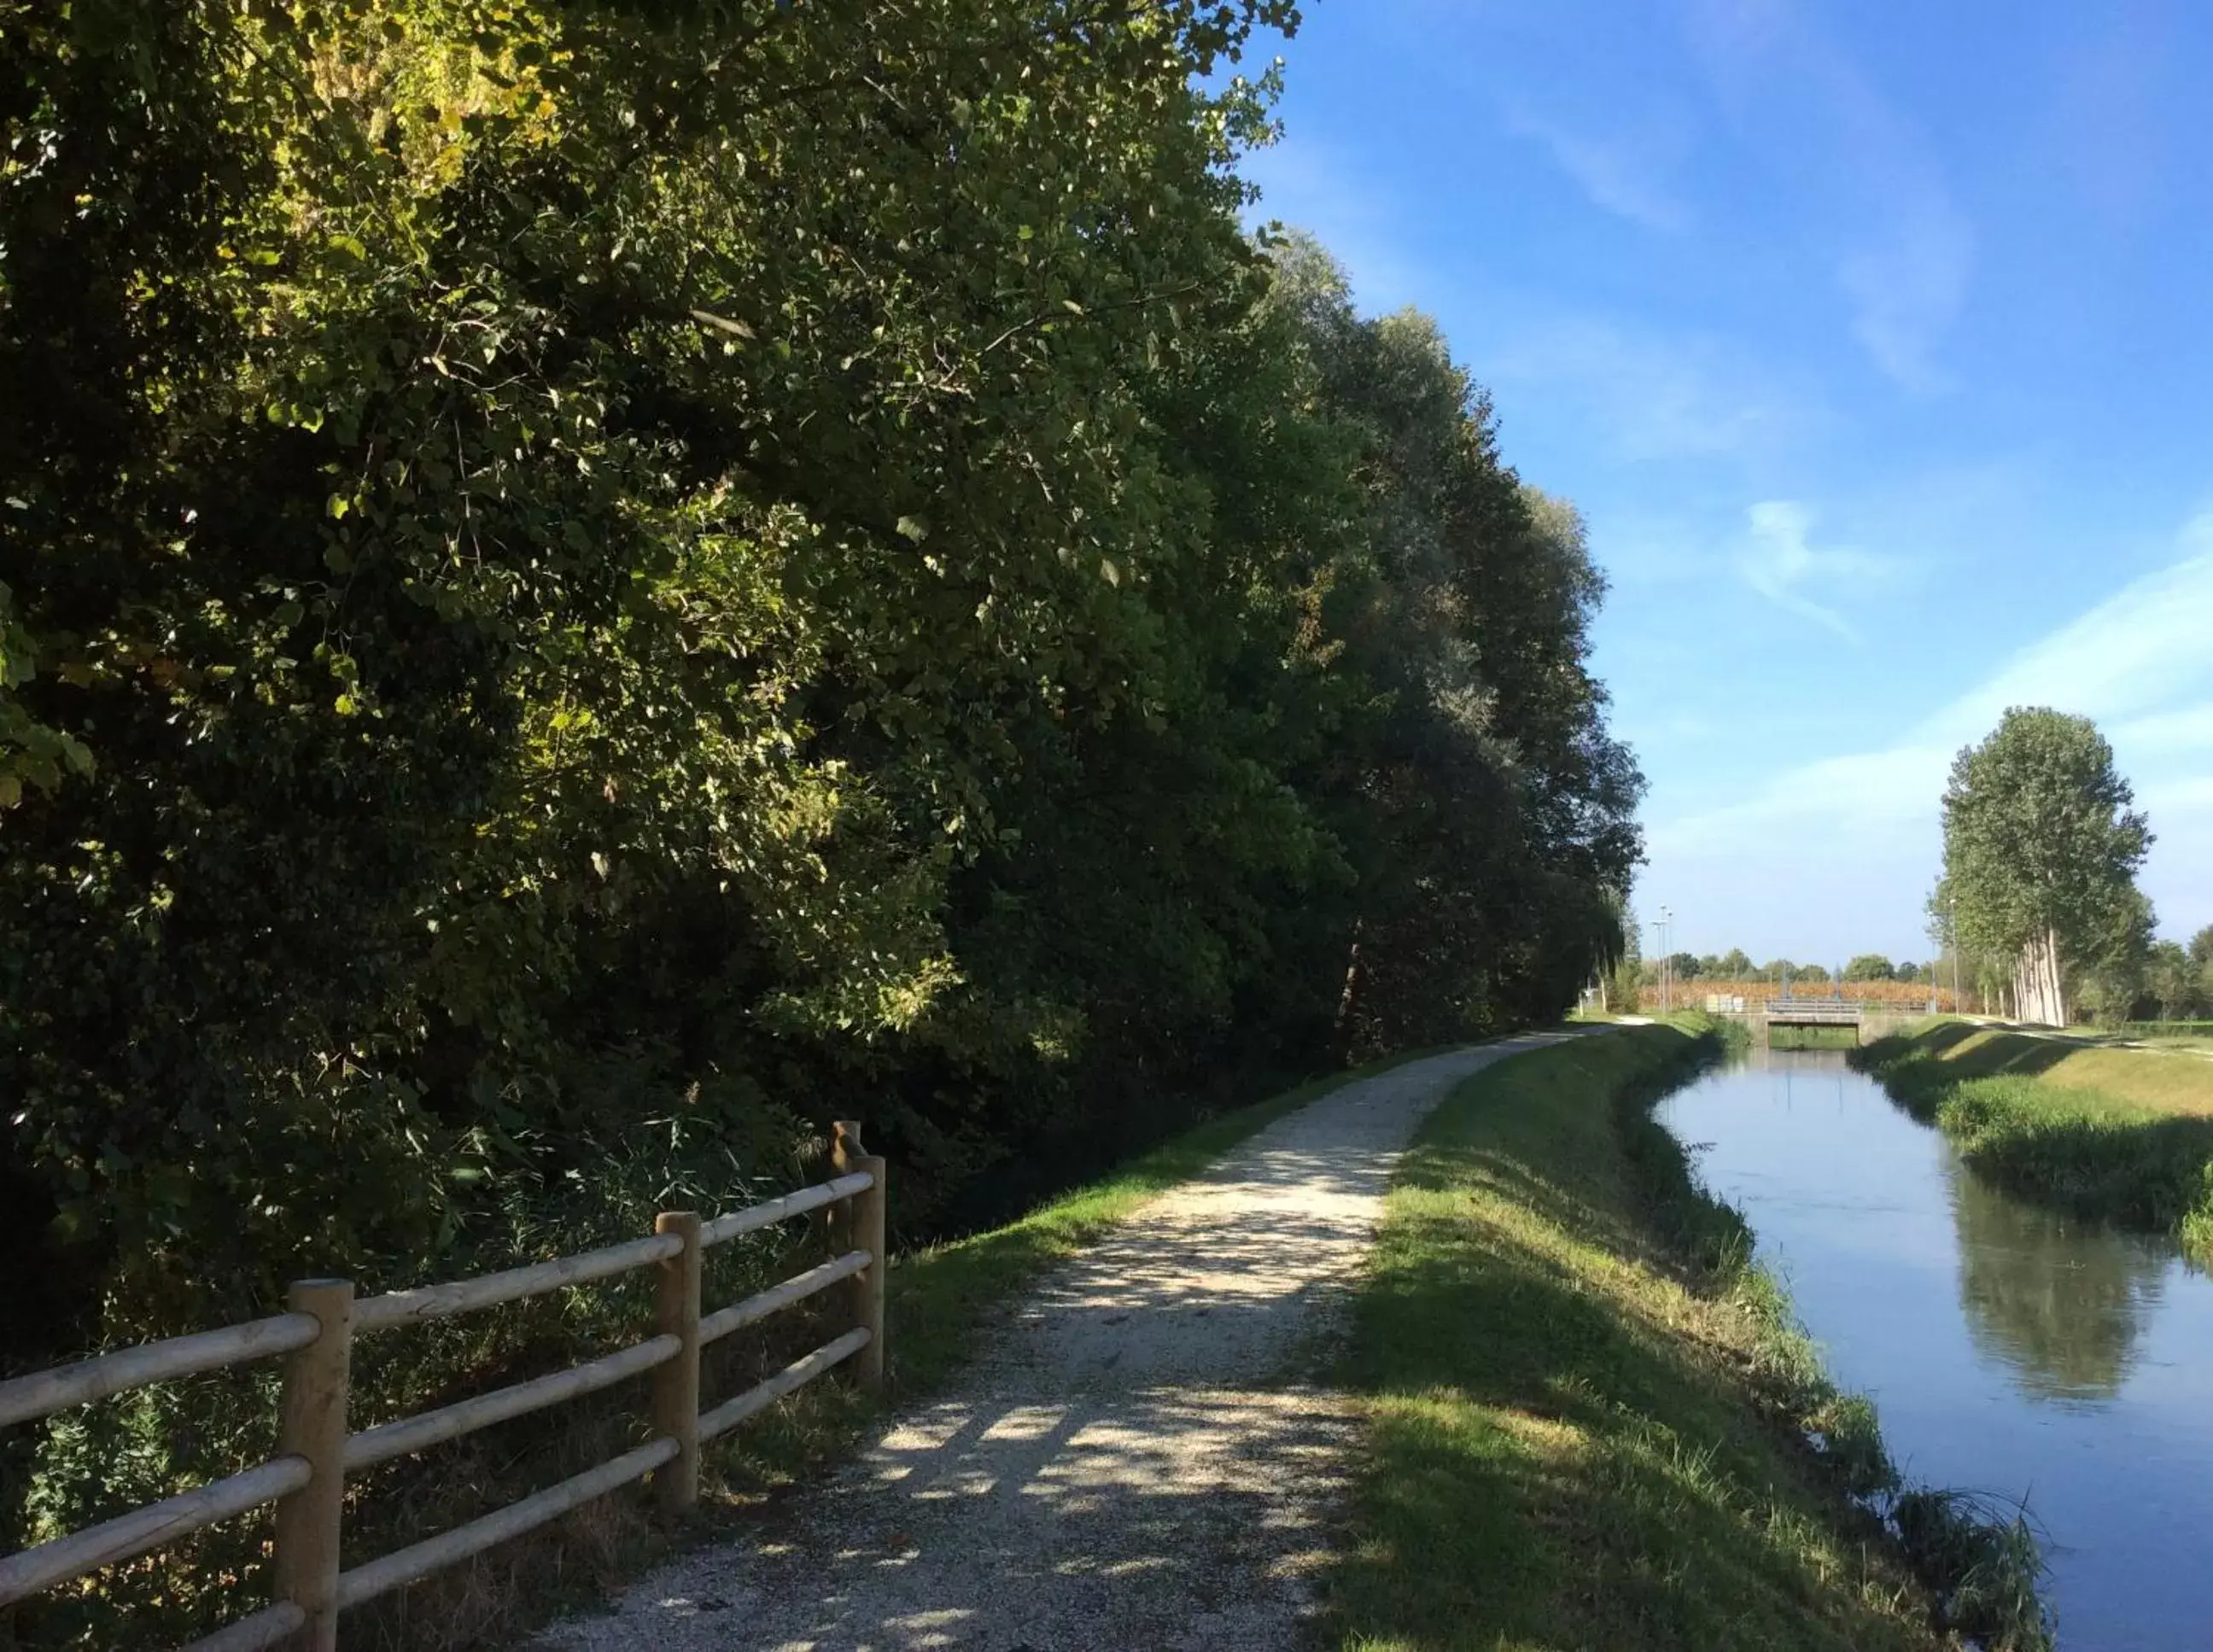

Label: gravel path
[540,1035,1572,1651]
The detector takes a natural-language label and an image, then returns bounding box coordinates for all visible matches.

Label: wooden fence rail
[0,1120,890,1651]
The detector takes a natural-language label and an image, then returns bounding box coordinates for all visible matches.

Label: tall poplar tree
[1935,709,2151,1026]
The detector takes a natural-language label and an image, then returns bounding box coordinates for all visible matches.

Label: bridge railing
[0,1122,889,1651]
[1762,999,1865,1019]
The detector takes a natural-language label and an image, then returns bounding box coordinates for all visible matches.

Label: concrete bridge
[1701,995,1922,1046]
[1762,997,1863,1026]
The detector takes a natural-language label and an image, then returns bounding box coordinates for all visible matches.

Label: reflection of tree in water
[1947,1153,2169,1403]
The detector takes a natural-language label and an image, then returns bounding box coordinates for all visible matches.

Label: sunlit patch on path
[539,1036,1575,1651]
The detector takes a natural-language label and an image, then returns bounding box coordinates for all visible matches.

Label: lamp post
[1950,893,1963,1017]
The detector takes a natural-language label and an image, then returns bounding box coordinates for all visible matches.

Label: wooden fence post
[831,1122,887,1395]
[651,1211,703,1512]
[272,1278,353,1652]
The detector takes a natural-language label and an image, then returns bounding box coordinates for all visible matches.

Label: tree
[2189,926,2213,1010]
[1714,948,1754,978]
[1844,954,1895,982]
[1795,963,1831,984]
[1896,961,1921,983]
[2190,925,2213,972]
[1600,898,1642,1013]
[2143,942,2205,1022]
[1935,709,2152,1026]
[1760,957,1796,979]
[1668,951,1703,981]
[0,9,1647,1631]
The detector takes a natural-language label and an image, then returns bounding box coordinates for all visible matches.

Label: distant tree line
[1632,951,1931,988]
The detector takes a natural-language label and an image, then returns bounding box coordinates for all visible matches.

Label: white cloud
[1504,104,1691,233]
[1484,318,1808,464]
[1945,518,2213,732]
[1687,0,1973,394]
[2111,703,2213,757]
[1837,199,1974,395]
[1736,499,1901,641]
[1647,514,2213,945]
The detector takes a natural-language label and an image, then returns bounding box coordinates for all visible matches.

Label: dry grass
[1892,1024,2213,1117]
[1684,978,1961,1009]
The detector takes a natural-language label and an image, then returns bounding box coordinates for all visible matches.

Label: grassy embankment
[1853,1021,2213,1256]
[1767,1023,1860,1051]
[1325,1023,2047,1652]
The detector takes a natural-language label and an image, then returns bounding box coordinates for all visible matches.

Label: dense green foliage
[0,0,1638,1628]
[2139,929,2213,1020]
[1933,709,2151,1024]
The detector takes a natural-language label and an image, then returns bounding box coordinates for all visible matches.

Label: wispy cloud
[1736,499,1900,641]
[2047,8,2178,229]
[1503,104,1691,232]
[1945,523,2213,732]
[1237,138,1429,314]
[1687,0,1973,393]
[1484,318,1809,465]
[1836,201,1974,394]
[1652,512,2213,941]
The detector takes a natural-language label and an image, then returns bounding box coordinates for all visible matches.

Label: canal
[1658,1047,2213,1650]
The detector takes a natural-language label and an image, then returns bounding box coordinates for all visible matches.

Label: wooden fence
[0,1121,889,1651]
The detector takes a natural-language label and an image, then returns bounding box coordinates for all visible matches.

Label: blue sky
[1237,0,2213,968]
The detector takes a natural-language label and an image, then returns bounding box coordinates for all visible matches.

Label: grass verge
[1768,1023,1860,1051]
[1854,1022,2213,1255]
[1324,1023,2050,1651]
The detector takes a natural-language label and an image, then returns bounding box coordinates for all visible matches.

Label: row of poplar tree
[0,0,1641,1374]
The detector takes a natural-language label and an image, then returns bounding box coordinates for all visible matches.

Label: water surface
[1658,1048,2213,1651]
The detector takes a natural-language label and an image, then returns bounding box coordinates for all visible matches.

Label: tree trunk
[1333,919,1366,1057]
[2013,930,2066,1026]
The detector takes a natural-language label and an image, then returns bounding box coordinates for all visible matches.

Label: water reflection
[1658,1052,2213,1649]
[1944,1156,2168,1404]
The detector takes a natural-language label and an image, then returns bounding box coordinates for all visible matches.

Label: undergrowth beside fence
[1854,1023,2213,1258]
[2,1044,1455,1650]
[4,1192,862,1651]
[1326,1023,2051,1651]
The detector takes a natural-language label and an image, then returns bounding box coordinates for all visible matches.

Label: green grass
[1767,1023,1860,1050]
[1854,1023,2213,1256]
[1323,1024,2048,1652]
